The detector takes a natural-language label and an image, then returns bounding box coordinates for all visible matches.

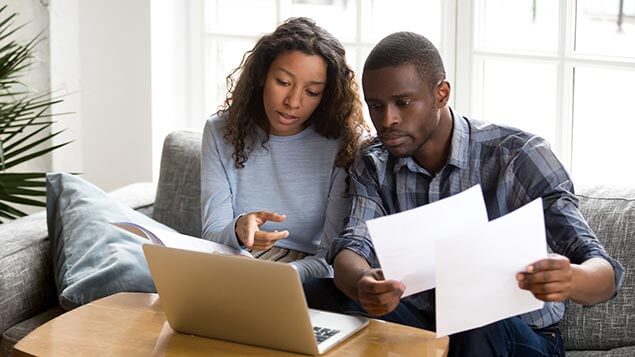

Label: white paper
[366,185,488,296]
[111,222,253,258]
[435,198,547,337]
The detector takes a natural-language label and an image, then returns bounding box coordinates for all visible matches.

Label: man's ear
[436,80,451,107]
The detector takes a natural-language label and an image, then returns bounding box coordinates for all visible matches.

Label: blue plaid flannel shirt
[327,108,624,328]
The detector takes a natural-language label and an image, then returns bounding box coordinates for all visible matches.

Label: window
[193,0,450,126]
[187,0,635,185]
[458,0,635,185]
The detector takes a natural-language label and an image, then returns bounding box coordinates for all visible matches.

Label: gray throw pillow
[47,172,172,310]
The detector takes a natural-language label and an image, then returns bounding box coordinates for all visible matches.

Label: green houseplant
[0,5,71,222]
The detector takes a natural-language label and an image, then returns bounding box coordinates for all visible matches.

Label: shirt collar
[392,107,470,174]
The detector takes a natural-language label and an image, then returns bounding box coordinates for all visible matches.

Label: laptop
[142,244,369,355]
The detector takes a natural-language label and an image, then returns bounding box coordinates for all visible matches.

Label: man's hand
[235,211,288,250]
[357,268,405,316]
[517,254,572,302]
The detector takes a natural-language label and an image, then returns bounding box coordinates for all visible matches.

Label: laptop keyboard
[313,326,340,344]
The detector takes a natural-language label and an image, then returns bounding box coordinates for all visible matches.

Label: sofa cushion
[47,172,172,310]
[153,130,202,237]
[0,306,65,356]
[566,346,635,357]
[560,185,635,350]
[0,211,56,337]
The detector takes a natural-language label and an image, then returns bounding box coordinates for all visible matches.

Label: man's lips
[380,132,407,147]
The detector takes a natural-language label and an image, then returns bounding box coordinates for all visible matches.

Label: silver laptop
[143,244,368,355]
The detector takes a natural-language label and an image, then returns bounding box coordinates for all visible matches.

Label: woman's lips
[276,111,299,125]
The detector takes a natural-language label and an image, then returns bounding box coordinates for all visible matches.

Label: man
[318,32,623,356]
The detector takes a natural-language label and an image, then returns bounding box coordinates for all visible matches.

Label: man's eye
[396,100,411,106]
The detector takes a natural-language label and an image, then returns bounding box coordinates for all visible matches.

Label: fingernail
[527,265,534,273]
[517,274,524,281]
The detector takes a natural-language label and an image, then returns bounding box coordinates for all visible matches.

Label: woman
[201,17,368,282]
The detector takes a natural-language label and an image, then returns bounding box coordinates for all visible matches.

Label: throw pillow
[47,172,172,310]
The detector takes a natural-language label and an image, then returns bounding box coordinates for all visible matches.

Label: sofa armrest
[0,212,55,335]
[107,182,156,211]
[0,181,157,336]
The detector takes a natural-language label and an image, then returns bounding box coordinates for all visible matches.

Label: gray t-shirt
[201,114,350,281]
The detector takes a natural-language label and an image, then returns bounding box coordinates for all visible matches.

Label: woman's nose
[284,87,302,109]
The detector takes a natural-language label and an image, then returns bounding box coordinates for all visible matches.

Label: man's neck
[413,107,453,175]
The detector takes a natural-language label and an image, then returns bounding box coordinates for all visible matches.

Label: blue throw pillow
[47,172,173,310]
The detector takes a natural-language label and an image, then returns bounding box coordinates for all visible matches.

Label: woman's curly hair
[217,17,368,170]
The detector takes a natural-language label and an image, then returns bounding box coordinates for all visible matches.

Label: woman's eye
[306,90,321,97]
[276,78,290,86]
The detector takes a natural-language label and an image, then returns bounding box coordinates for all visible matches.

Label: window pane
[285,0,357,42]
[571,66,635,185]
[204,0,276,35]
[477,59,558,147]
[476,0,559,53]
[343,44,359,76]
[574,0,635,58]
[205,38,257,116]
[361,0,442,47]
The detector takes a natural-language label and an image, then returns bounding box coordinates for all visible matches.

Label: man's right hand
[235,211,288,250]
[357,268,405,316]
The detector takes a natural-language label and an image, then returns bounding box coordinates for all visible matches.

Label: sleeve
[290,166,350,281]
[506,136,624,298]
[200,117,245,251]
[326,155,386,268]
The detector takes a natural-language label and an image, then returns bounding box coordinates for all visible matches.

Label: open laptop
[142,244,368,355]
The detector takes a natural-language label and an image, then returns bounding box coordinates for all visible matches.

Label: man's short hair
[363,32,446,90]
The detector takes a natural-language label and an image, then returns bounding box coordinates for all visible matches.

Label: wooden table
[14,292,448,356]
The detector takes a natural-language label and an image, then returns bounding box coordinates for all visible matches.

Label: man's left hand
[517,254,573,302]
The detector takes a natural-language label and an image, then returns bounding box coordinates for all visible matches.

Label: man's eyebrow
[364,92,417,102]
[392,92,417,99]
[275,67,326,85]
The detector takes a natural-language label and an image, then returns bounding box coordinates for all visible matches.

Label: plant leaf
[2,141,71,169]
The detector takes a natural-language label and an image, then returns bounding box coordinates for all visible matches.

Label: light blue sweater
[201,114,351,281]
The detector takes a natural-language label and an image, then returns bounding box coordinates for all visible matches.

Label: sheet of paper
[112,222,253,258]
[366,185,489,296]
[435,198,547,337]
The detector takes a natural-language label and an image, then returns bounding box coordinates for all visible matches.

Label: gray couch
[0,131,633,356]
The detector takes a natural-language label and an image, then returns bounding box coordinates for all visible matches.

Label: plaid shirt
[328,108,624,329]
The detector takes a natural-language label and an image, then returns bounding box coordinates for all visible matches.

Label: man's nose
[379,104,399,128]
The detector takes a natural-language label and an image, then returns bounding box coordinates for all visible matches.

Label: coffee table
[14,292,448,356]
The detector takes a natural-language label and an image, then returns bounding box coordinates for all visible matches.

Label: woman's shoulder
[203,112,234,150]
[205,112,228,131]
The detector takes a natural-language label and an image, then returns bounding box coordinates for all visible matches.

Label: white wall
[49,0,154,191]
[150,0,191,181]
[5,0,51,173]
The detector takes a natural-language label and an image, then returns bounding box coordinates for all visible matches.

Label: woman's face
[262,50,327,136]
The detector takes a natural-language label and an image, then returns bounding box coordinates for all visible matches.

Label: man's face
[362,64,442,159]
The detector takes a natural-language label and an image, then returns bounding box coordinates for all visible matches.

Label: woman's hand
[235,211,289,250]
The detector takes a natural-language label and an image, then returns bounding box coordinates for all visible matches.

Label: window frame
[187,0,635,183]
